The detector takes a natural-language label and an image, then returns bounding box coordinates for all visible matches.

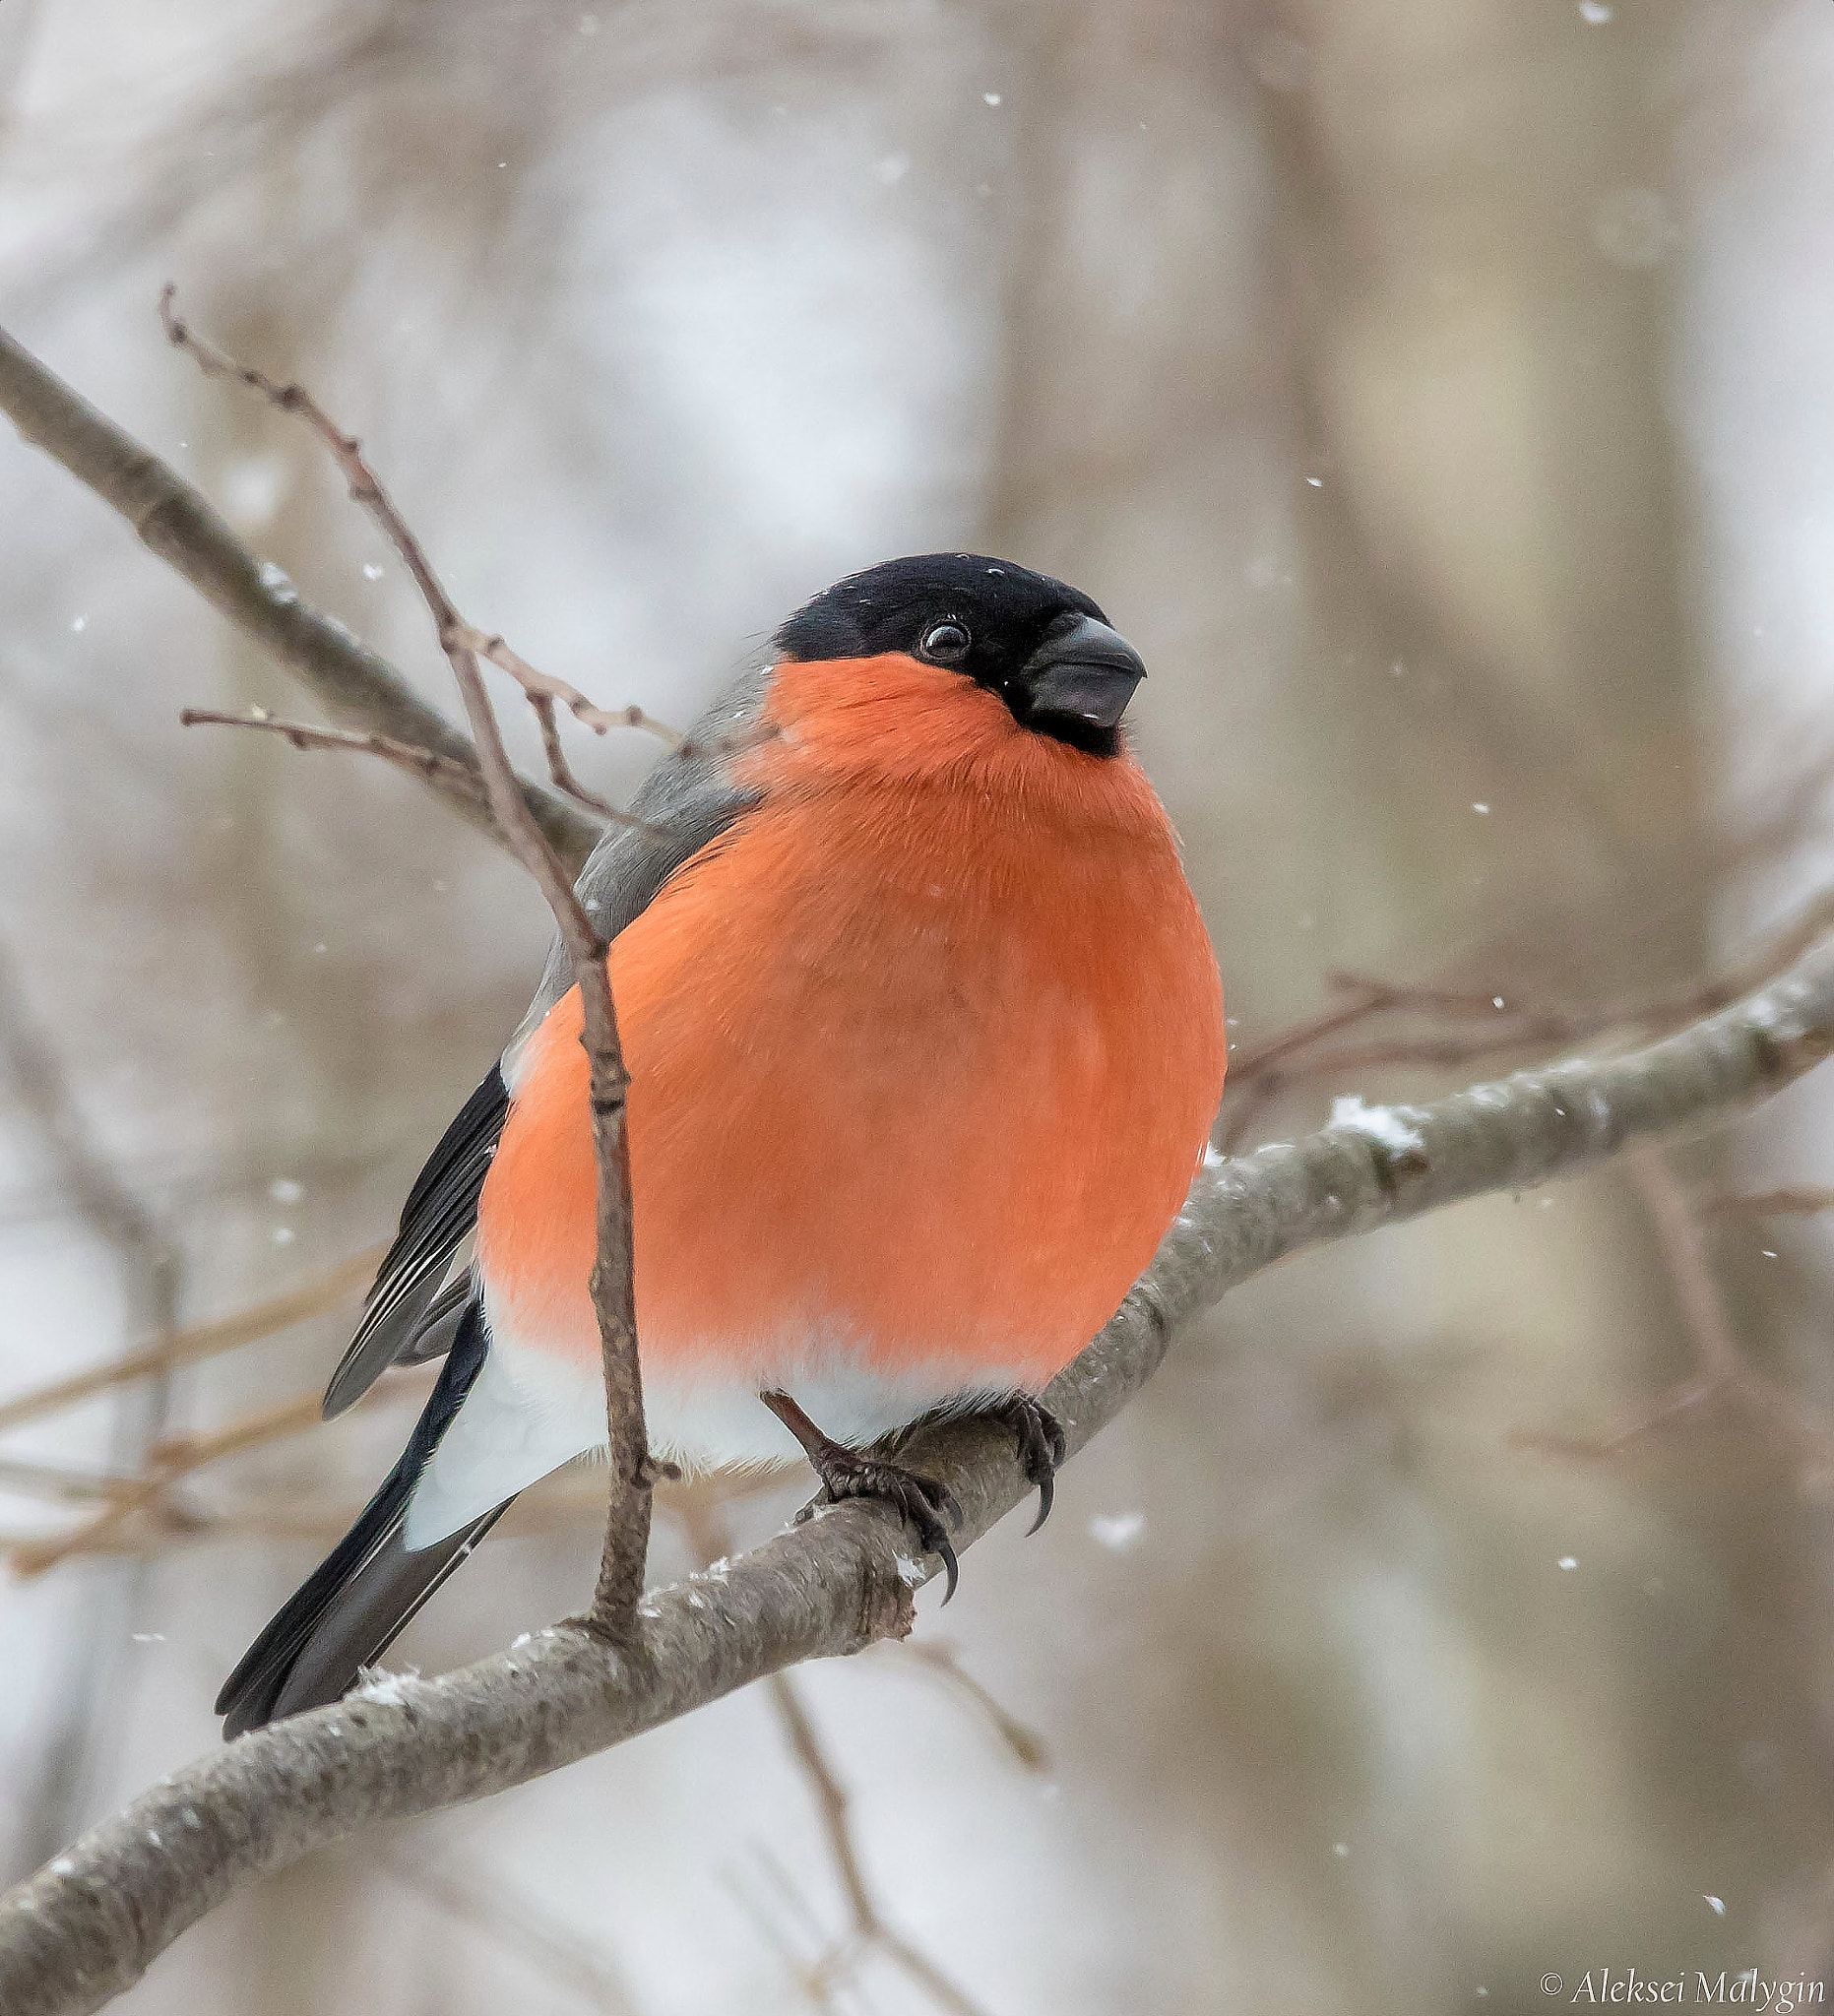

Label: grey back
[504,660,771,1069]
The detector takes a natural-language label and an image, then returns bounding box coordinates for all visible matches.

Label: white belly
[403,1311,1034,1549]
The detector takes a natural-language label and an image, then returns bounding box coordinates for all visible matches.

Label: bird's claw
[996,1397,1066,1536]
[799,1448,962,1603]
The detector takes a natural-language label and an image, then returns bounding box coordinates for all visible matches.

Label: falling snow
[1090,1511,1146,1551]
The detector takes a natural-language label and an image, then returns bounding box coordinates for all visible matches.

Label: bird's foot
[761,1389,962,1601]
[993,1395,1067,1535]
[799,1442,963,1601]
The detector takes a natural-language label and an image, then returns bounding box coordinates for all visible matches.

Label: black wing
[218,1301,503,1736]
[322,1066,507,1418]
[320,663,769,1420]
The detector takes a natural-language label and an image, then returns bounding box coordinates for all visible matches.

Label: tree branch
[1514,1148,1834,1464]
[0,316,601,868]
[157,296,652,1634]
[6,932,1834,2013]
[1217,882,1834,1151]
[0,1248,378,1436]
[8,1389,331,1580]
[175,708,495,817]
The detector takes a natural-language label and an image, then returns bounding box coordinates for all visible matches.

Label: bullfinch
[217,554,1227,1736]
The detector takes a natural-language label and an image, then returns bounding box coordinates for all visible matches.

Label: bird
[216,553,1227,1736]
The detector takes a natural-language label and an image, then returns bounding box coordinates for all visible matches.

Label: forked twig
[159,287,663,833]
[161,287,652,1630]
[1220,882,1834,1151]
[451,621,680,744]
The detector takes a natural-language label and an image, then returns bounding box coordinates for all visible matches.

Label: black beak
[1021,613,1146,731]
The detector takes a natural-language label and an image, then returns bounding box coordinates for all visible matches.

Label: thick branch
[0,318,601,868]
[6,935,1833,2014]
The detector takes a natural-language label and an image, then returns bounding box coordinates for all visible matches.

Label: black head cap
[775,553,1146,756]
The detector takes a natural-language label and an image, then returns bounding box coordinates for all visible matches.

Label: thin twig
[384,1854,645,2015]
[1701,1186,1834,1218]
[0,315,599,865]
[2,1454,774,1568]
[451,622,681,744]
[177,709,491,813]
[1220,882,1834,1149]
[1221,976,1393,1083]
[179,707,676,840]
[0,1248,379,1435]
[1518,1148,1834,1464]
[8,1390,330,1579]
[158,290,660,839]
[891,1641,1050,1774]
[161,291,651,1632]
[768,1676,994,2016]
[0,1456,130,1506]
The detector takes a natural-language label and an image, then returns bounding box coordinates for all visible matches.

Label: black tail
[217,1301,510,1738]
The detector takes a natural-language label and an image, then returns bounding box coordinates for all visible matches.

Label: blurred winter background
[4,0,1834,2009]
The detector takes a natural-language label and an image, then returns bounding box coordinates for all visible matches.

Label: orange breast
[475,655,1226,1391]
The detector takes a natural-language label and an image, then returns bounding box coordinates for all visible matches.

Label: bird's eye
[920,621,972,662]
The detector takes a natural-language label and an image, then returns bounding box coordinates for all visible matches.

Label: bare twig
[0,1249,379,1436]
[383,1854,645,2016]
[767,1673,993,2016]
[158,292,661,840]
[0,1457,127,1507]
[673,1492,992,2014]
[179,707,678,845]
[3,1373,432,1574]
[159,293,651,1632]
[0,934,191,1868]
[1223,975,1471,1084]
[451,622,681,745]
[1519,1148,1834,1464]
[1219,883,1834,1151]
[177,708,491,813]
[7,931,1834,2009]
[0,1452,765,1569]
[1701,1186,1834,1218]
[7,1390,330,1579]
[722,1844,847,2009]
[0,316,599,865]
[892,1641,1049,1774]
